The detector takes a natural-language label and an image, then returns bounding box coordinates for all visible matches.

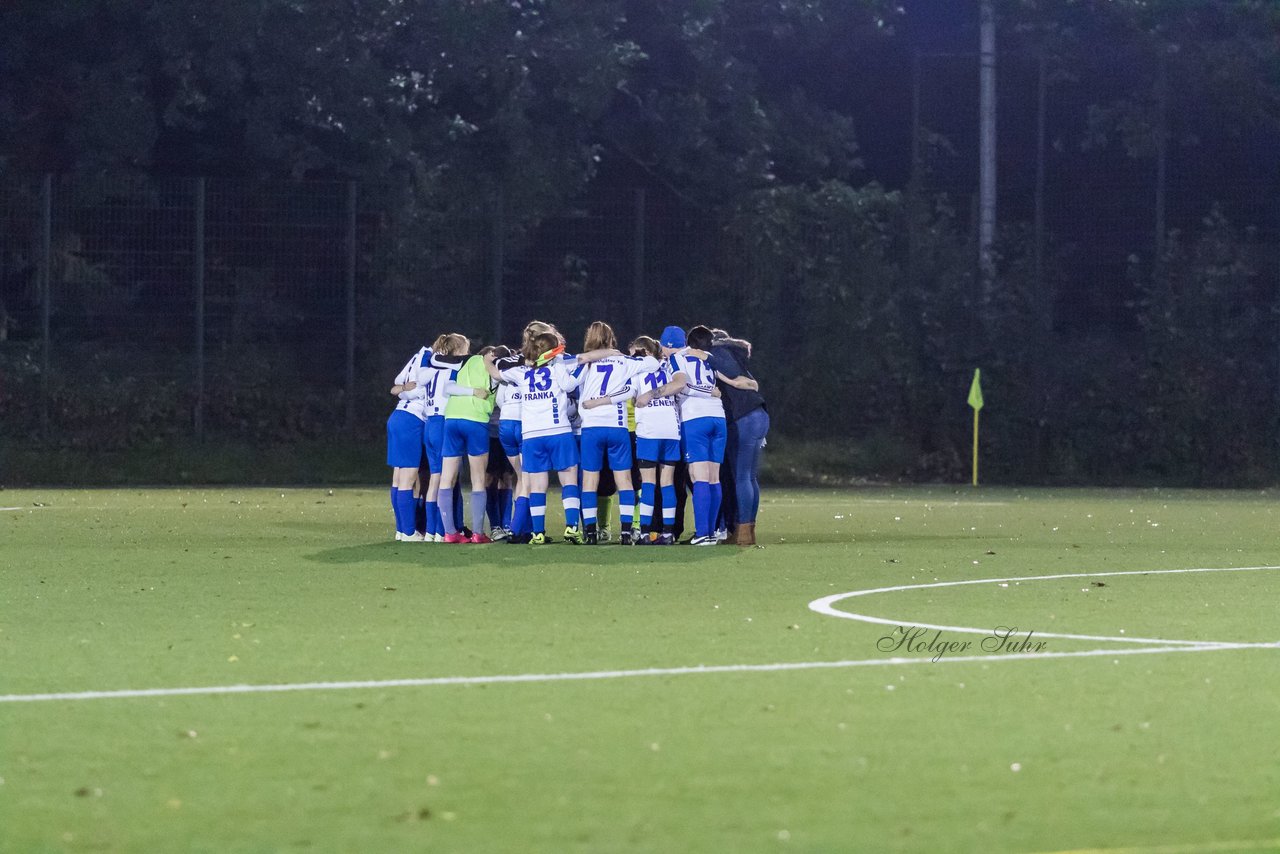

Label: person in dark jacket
[706,328,768,546]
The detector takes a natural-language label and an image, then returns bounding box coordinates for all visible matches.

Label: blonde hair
[583,321,617,352]
[522,320,561,349]
[432,333,469,356]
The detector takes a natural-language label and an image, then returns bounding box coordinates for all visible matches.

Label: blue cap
[659,325,686,349]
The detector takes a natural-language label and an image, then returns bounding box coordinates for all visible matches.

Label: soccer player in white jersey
[637,325,727,545]
[386,343,431,541]
[417,332,465,541]
[491,344,530,542]
[582,335,700,544]
[484,331,584,544]
[520,320,577,540]
[574,321,647,545]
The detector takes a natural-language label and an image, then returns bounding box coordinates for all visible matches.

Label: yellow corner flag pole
[967,369,984,486]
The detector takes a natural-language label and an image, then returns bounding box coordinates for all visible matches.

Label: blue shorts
[386,409,425,468]
[682,416,727,464]
[522,432,580,474]
[423,415,446,472]
[499,419,523,458]
[444,418,490,458]
[636,437,681,464]
[579,426,632,472]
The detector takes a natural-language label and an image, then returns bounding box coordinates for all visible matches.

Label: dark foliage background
[1,0,1278,485]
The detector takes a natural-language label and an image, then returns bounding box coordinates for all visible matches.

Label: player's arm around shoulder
[583,380,637,410]
[390,348,425,396]
[482,351,503,381]
[575,348,622,365]
[430,351,464,370]
[716,371,758,391]
[553,358,584,391]
[637,370,686,408]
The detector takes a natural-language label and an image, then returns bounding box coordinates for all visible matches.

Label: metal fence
[1,177,363,442]
[2,163,1277,483]
[0,175,712,449]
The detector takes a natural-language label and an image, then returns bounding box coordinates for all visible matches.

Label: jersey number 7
[596,363,614,395]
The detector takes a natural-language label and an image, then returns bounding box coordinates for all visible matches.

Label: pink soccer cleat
[442,532,469,544]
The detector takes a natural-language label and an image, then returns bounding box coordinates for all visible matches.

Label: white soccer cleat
[395,531,403,542]
[691,535,719,546]
[402,532,426,542]
[714,528,729,542]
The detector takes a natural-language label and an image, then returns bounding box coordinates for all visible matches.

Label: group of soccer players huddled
[386,319,769,546]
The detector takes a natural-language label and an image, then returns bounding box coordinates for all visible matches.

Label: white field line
[766,498,1010,507]
[3,565,1277,705]
[810,565,1280,647]
[2,641,1277,705]
[1031,838,1280,854]
[849,498,1011,506]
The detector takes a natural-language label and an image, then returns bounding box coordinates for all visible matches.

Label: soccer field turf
[2,486,1279,853]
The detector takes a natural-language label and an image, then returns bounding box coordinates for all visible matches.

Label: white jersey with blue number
[415,357,454,418]
[496,380,522,422]
[498,360,582,440]
[621,356,681,440]
[577,355,648,430]
[668,349,725,422]
[393,347,431,420]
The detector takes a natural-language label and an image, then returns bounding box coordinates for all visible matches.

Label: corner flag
[968,369,983,486]
[968,369,984,411]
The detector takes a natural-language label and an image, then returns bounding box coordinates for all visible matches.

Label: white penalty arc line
[2,641,1278,705]
[809,564,1280,648]
[4,565,1277,706]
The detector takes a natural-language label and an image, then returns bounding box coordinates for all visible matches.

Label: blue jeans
[731,408,769,524]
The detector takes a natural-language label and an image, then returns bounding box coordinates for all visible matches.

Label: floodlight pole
[39,174,52,439]
[344,180,357,431]
[194,177,206,441]
[978,0,998,290]
[1034,54,1047,330]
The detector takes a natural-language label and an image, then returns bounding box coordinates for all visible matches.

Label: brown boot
[736,523,756,546]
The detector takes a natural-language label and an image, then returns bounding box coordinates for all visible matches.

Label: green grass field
[2,486,1279,853]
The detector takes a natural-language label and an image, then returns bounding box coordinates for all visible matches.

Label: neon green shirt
[444,356,495,423]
